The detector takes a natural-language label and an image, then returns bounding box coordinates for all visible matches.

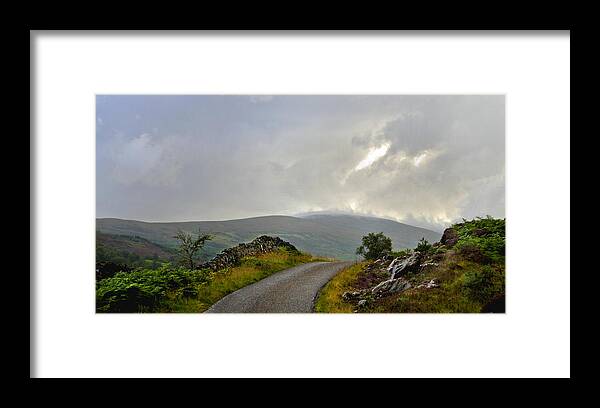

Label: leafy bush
[461,265,504,304]
[179,286,199,298]
[453,216,505,263]
[96,261,131,281]
[457,244,491,264]
[96,264,210,312]
[415,238,433,254]
[356,232,393,260]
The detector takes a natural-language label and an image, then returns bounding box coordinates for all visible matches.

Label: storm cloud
[96,95,505,231]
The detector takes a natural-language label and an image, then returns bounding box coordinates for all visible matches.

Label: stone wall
[198,235,299,271]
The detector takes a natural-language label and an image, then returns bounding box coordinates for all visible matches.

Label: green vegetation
[97,248,329,313]
[453,216,505,264]
[314,262,366,313]
[415,237,433,254]
[96,232,176,268]
[96,265,210,313]
[461,265,505,303]
[356,232,393,260]
[172,229,212,269]
[373,255,505,313]
[389,248,412,258]
[316,216,506,313]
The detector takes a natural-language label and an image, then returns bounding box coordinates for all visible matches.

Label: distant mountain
[96,214,442,261]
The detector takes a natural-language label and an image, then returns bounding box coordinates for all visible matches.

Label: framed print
[31,30,570,378]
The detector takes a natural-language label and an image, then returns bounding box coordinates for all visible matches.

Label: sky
[96,95,505,231]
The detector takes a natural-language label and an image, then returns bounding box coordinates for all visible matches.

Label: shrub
[96,264,210,312]
[457,244,492,264]
[356,232,393,260]
[96,281,164,313]
[461,265,504,304]
[173,229,213,269]
[452,216,505,263]
[415,238,433,254]
[96,261,131,281]
[179,286,199,298]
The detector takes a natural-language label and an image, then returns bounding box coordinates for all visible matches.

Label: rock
[390,251,421,279]
[198,235,298,271]
[426,279,440,288]
[440,228,459,248]
[371,280,393,295]
[386,257,400,272]
[390,279,412,292]
[419,261,439,272]
[357,299,367,307]
[342,291,364,301]
[417,279,440,289]
[371,277,411,297]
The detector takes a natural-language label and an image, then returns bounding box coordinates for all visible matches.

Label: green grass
[315,216,505,313]
[370,253,504,313]
[314,262,366,313]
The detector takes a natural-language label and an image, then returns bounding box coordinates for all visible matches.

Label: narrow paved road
[205,261,353,313]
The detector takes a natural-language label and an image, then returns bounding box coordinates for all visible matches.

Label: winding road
[205,261,353,313]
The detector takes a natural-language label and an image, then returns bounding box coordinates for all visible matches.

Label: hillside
[96,214,441,261]
[96,232,176,261]
[315,216,506,313]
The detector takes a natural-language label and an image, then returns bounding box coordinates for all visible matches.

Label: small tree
[173,229,212,269]
[356,232,392,260]
[415,237,432,253]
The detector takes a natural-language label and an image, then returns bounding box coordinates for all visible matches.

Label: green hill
[96,231,178,268]
[96,214,441,261]
[315,216,506,313]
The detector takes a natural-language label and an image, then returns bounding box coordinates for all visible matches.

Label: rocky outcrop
[342,291,364,301]
[199,235,298,271]
[387,251,422,279]
[342,276,412,306]
[342,250,445,310]
[371,277,412,297]
[440,227,459,248]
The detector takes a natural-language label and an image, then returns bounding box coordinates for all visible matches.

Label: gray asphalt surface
[205,261,353,313]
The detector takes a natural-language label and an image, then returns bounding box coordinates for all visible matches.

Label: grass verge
[314,262,366,313]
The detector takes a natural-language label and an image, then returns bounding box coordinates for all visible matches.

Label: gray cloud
[96,95,504,229]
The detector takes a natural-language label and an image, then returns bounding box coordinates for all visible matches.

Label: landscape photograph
[96,95,505,313]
